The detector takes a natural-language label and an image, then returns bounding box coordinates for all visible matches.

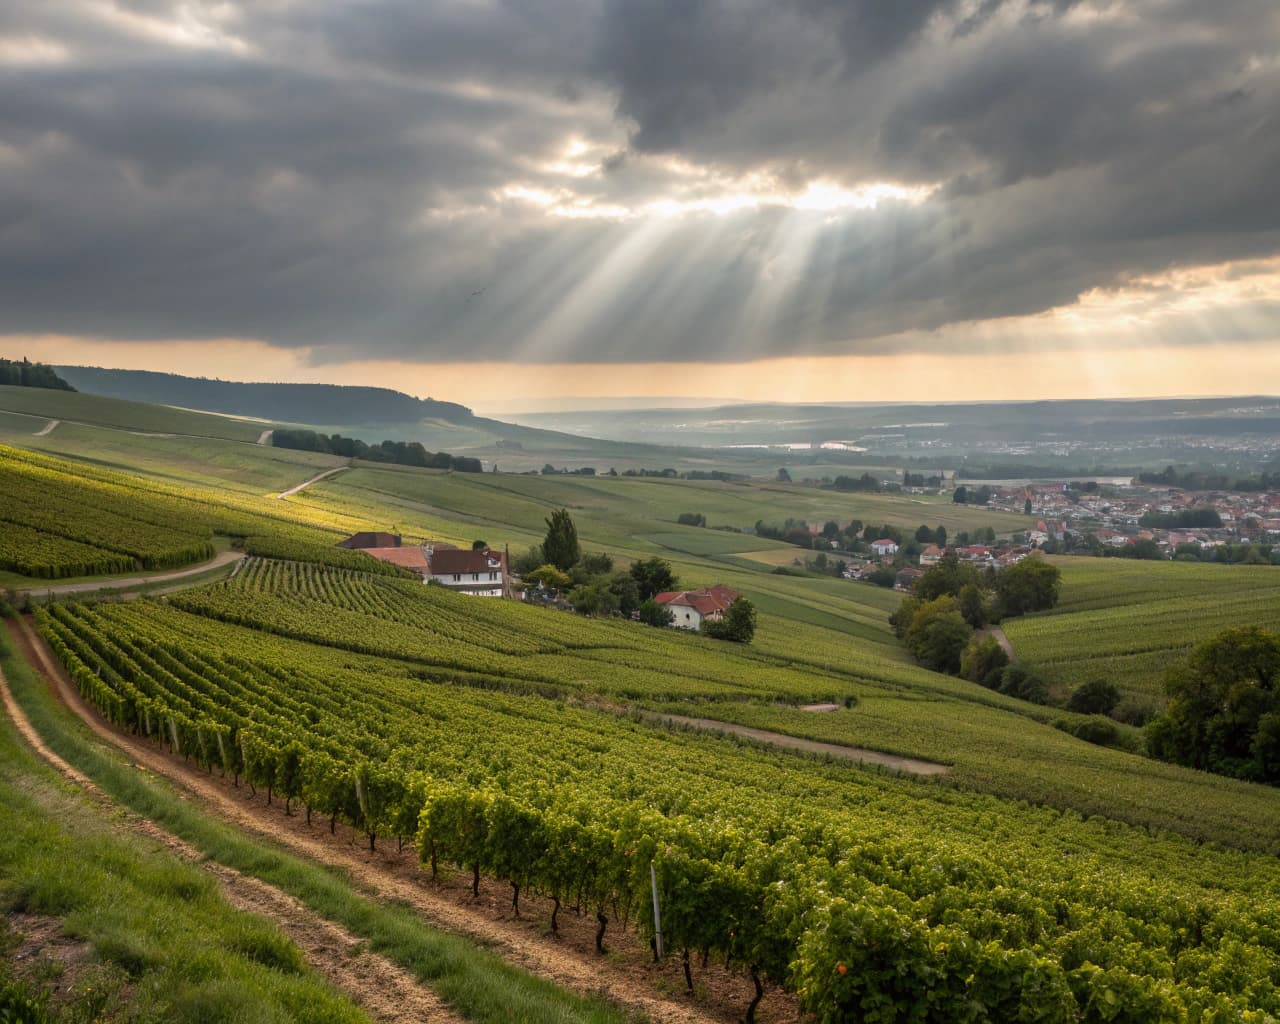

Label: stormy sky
[2,0,1279,399]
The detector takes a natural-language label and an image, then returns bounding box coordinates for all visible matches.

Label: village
[987,480,1280,559]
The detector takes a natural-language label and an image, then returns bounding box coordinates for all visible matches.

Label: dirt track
[9,550,244,597]
[0,654,460,1024]
[645,712,949,776]
[278,465,349,499]
[8,614,774,1024]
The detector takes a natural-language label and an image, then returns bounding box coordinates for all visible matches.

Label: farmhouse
[427,547,508,597]
[919,544,945,566]
[869,538,899,558]
[655,584,739,631]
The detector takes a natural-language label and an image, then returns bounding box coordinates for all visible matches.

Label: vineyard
[1001,558,1280,706]
[0,445,372,580]
[32,558,1280,1021]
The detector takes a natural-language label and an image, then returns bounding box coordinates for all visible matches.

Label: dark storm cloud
[1,0,1278,363]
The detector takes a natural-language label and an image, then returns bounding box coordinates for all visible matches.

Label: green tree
[915,525,934,543]
[510,545,545,576]
[957,583,987,629]
[915,554,982,602]
[934,526,947,547]
[608,573,641,616]
[903,596,973,674]
[960,637,1009,688]
[992,558,1061,618]
[471,539,488,551]
[1024,497,1033,515]
[1147,627,1280,783]
[997,664,1048,704]
[1066,679,1121,717]
[542,508,580,571]
[525,564,572,593]
[703,597,757,643]
[637,598,674,627]
[629,557,677,600]
[952,485,969,504]
[569,578,620,617]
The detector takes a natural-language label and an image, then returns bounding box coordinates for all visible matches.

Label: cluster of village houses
[989,483,1280,551]
[335,531,739,631]
[837,539,1033,591]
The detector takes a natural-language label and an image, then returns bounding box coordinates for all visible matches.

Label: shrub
[1065,679,1121,717]
[998,664,1048,704]
[960,637,1009,689]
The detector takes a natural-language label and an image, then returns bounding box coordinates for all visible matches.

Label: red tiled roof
[655,585,739,617]
[429,548,505,575]
[363,546,429,572]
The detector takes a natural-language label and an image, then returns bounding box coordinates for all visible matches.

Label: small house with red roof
[654,584,739,631]
[869,538,899,558]
[919,544,945,566]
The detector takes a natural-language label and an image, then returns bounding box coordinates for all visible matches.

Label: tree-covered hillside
[0,357,75,391]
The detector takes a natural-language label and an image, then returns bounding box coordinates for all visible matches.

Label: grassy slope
[1001,557,1280,709]
[0,635,633,1024]
[0,422,345,496]
[0,386,266,442]
[0,656,371,1023]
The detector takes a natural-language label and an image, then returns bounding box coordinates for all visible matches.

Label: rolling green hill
[1001,556,1280,716]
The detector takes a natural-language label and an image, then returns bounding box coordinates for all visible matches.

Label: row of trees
[0,357,75,391]
[272,429,482,471]
[1138,464,1280,492]
[952,485,994,505]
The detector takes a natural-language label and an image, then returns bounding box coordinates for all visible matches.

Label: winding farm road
[33,418,59,436]
[257,428,274,445]
[10,549,244,597]
[277,465,348,499]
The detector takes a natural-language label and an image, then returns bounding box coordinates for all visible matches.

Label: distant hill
[1,357,75,392]
[55,366,473,425]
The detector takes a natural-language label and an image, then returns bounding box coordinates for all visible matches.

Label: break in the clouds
[1,0,1278,366]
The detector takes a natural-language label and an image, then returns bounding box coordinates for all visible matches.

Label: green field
[1001,557,1280,714]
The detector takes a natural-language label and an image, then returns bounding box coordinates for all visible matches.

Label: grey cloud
[0,0,1278,365]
